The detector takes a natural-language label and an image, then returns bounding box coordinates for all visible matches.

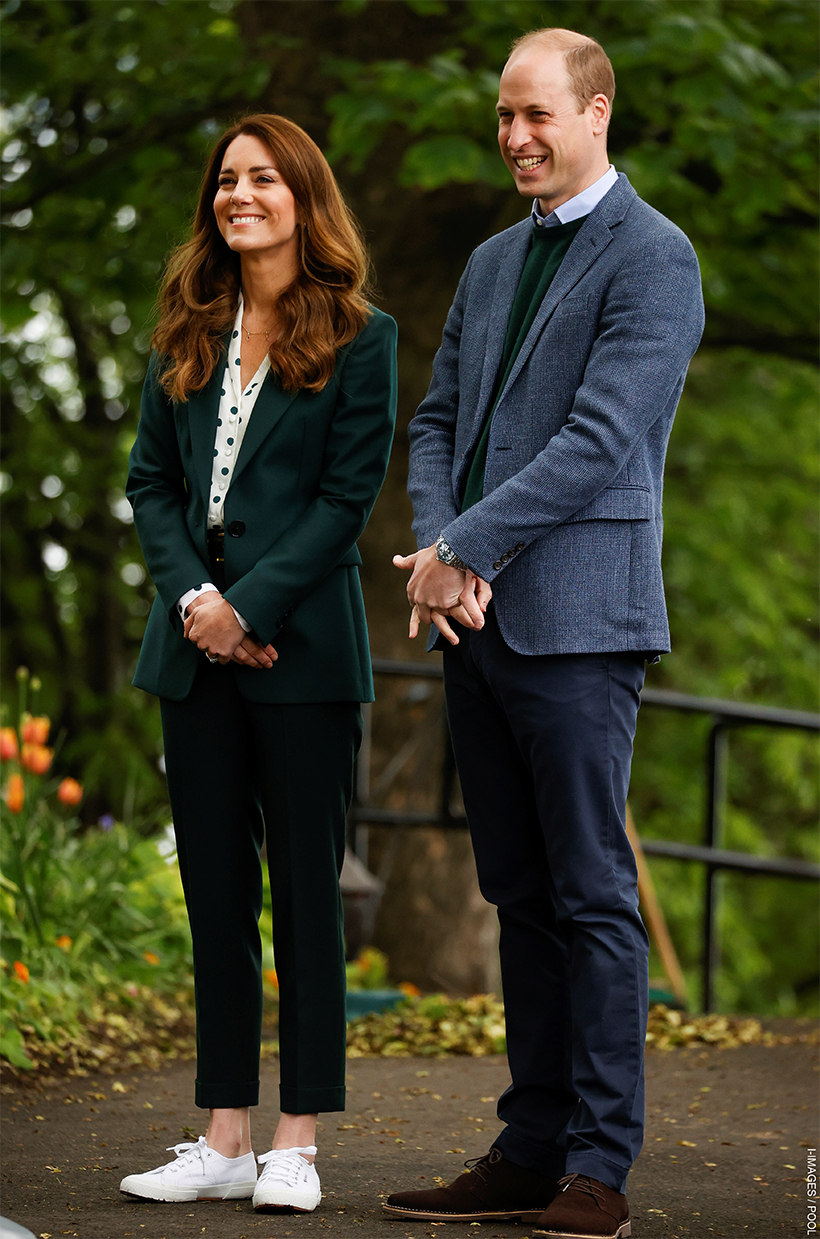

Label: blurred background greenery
[1,0,817,1024]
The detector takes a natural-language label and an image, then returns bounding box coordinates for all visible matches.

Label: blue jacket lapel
[497,175,636,404]
[473,222,531,426]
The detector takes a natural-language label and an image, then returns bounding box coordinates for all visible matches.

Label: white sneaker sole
[253,1188,322,1212]
[120,1176,257,1202]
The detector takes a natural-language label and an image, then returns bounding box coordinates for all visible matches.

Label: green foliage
[662,353,818,706]
[0,0,816,1020]
[625,351,819,1016]
[0,671,192,1067]
[0,0,273,815]
[323,0,818,359]
[346,945,391,990]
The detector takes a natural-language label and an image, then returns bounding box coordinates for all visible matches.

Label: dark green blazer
[127,308,397,703]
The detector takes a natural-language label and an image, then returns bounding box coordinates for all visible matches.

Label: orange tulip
[4,773,24,813]
[398,981,421,998]
[55,935,72,951]
[264,968,279,990]
[0,727,19,761]
[21,743,53,775]
[13,960,29,984]
[20,714,50,745]
[57,777,83,806]
[143,951,159,965]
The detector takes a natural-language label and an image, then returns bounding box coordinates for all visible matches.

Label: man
[389,27,703,1239]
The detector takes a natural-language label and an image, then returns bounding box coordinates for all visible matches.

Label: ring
[206,653,218,664]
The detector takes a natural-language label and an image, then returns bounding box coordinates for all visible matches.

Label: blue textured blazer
[408,174,704,656]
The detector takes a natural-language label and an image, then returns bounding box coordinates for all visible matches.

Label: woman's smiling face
[213,133,299,264]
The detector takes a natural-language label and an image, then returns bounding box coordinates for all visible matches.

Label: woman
[121,114,397,1212]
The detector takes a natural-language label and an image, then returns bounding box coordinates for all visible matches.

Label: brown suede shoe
[383,1147,558,1222]
[533,1173,631,1238]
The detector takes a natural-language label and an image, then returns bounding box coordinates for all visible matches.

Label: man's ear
[589,93,610,136]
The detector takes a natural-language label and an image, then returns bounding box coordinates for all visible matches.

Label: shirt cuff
[177,584,251,632]
[177,583,219,618]
[229,606,251,633]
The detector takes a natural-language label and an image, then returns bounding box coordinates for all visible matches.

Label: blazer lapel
[498,175,636,402]
[229,370,298,485]
[187,367,223,505]
[472,222,531,429]
[186,351,298,499]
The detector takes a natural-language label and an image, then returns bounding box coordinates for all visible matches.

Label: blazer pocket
[554,293,597,317]
[562,485,651,524]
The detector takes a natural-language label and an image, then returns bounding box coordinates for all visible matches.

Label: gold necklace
[242,323,274,341]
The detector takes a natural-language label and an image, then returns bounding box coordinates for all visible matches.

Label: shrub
[1,668,192,1069]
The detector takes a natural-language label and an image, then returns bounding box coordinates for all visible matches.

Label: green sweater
[460,214,587,512]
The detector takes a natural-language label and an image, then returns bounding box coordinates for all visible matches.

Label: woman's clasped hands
[183,593,278,669]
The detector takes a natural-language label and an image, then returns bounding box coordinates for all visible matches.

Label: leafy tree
[1,0,273,812]
[1,0,816,1010]
[319,0,818,359]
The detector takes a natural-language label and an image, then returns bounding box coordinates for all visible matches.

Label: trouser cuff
[195,1077,260,1109]
[492,1131,567,1179]
[565,1153,630,1194]
[280,1083,345,1114]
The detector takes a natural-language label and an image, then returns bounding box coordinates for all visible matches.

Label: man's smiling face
[496,44,610,214]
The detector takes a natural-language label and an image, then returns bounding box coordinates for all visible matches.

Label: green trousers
[160,659,361,1113]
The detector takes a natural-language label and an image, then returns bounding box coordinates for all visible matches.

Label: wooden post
[626,803,689,1008]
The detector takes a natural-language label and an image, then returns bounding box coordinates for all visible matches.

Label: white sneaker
[119,1135,257,1202]
[253,1145,321,1212]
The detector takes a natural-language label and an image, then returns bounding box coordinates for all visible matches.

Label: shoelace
[164,1136,208,1174]
[257,1148,314,1187]
[464,1147,503,1180]
[557,1173,608,1203]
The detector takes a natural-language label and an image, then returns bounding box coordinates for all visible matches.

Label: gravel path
[1,1031,816,1238]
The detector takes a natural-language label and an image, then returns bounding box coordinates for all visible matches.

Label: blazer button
[227,520,245,537]
[493,560,503,571]
[516,542,525,552]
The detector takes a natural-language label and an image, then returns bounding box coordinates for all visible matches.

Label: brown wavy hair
[151,114,372,400]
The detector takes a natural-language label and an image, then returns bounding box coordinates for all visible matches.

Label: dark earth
[1,1027,817,1239]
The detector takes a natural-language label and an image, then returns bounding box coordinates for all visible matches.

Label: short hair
[509,28,616,112]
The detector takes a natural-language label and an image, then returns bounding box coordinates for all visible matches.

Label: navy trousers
[442,607,649,1193]
[160,660,360,1115]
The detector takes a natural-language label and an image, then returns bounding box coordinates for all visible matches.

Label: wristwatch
[435,534,471,572]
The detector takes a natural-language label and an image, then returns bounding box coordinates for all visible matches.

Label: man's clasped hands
[392,543,492,646]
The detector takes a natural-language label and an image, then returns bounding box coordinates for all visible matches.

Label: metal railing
[350,658,820,1012]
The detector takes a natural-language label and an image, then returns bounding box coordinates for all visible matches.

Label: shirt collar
[531,164,618,228]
